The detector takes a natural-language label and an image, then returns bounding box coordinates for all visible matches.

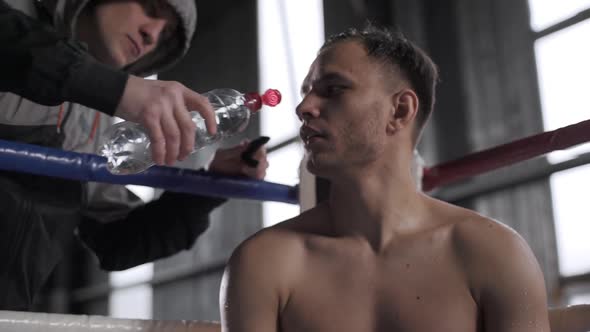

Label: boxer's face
[297,40,397,176]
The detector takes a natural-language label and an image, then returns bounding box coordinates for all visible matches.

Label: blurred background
[34,0,590,321]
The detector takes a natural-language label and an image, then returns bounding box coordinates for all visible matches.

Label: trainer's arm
[549,304,590,332]
[0,0,126,114]
[220,234,285,332]
[79,190,226,271]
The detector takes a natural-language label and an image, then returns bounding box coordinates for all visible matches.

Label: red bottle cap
[262,89,282,107]
[244,89,282,113]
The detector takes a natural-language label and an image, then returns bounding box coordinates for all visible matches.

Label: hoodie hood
[39,0,197,77]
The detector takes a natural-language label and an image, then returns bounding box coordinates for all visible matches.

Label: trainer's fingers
[241,164,257,178]
[184,89,217,135]
[241,158,268,180]
[160,110,181,166]
[173,98,196,160]
[144,120,166,165]
[252,145,267,161]
[228,140,251,156]
[255,149,269,179]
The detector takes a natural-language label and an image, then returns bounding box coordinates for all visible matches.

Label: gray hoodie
[1,0,197,125]
[41,0,197,77]
[0,0,198,221]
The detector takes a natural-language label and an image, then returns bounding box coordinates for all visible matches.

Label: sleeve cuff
[65,57,128,116]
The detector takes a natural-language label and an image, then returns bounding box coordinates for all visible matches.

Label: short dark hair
[321,25,439,142]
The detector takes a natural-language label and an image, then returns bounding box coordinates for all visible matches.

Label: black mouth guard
[240,136,270,168]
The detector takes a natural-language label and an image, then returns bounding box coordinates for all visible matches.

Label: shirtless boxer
[219,25,550,331]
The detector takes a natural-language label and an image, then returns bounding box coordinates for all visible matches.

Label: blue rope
[0,139,299,204]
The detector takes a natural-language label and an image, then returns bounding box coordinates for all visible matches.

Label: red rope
[422,119,590,191]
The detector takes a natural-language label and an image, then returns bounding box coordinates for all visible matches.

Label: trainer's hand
[208,140,269,180]
[114,75,217,166]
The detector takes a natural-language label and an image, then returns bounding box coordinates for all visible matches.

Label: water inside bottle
[101,89,253,174]
[101,122,153,174]
[191,101,250,148]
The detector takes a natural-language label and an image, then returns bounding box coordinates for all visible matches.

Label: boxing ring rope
[0,310,220,332]
[422,119,590,192]
[2,119,590,331]
[0,139,299,204]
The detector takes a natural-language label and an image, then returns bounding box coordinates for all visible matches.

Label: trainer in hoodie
[0,0,268,310]
[0,0,217,166]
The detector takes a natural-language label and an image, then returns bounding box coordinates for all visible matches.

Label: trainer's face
[79,0,178,68]
[297,40,394,176]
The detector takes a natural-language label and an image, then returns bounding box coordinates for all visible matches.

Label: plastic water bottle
[100,88,281,174]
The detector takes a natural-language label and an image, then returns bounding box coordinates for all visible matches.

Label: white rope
[0,311,220,332]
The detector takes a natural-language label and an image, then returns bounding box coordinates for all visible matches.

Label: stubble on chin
[306,151,335,177]
[306,153,321,175]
